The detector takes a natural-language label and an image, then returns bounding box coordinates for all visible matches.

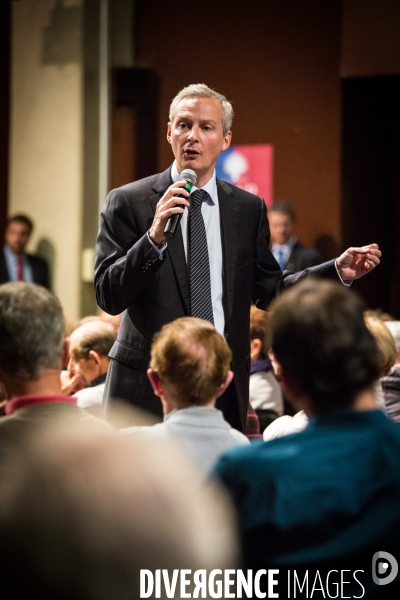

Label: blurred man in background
[268,201,322,272]
[0,215,49,288]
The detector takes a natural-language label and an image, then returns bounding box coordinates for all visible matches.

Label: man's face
[268,211,295,245]
[167,97,232,186]
[4,222,31,254]
[68,334,97,386]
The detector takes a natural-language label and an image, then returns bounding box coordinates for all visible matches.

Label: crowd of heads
[1,83,398,597]
[0,261,399,596]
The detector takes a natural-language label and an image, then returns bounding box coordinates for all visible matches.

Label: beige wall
[9,0,82,319]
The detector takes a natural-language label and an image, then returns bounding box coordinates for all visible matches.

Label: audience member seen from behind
[0,282,107,446]
[380,320,400,424]
[249,305,283,432]
[364,313,397,411]
[215,280,400,598]
[268,201,322,272]
[122,317,249,474]
[0,215,49,288]
[0,417,238,599]
[62,320,117,417]
[264,306,397,441]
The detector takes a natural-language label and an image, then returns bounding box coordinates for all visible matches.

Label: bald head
[69,320,116,386]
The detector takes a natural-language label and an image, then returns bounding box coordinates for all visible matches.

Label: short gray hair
[169,84,234,135]
[0,282,64,379]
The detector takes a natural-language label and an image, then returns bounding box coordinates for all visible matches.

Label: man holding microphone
[95,83,381,431]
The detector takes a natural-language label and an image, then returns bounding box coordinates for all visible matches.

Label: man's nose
[186,125,199,141]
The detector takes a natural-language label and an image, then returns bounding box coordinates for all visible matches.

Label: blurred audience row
[0,210,399,596]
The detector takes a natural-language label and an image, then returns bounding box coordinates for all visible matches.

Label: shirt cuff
[335,259,352,286]
[146,231,167,260]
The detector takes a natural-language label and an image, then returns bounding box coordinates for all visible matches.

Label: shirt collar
[163,405,222,422]
[85,373,107,388]
[171,161,217,205]
[271,235,297,253]
[5,394,78,415]
[3,245,25,261]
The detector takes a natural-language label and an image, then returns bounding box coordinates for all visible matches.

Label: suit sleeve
[94,187,165,315]
[253,199,339,310]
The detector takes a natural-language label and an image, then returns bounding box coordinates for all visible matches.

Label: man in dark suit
[0,215,49,289]
[95,84,381,431]
[268,200,323,272]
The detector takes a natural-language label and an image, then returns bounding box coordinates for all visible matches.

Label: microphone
[164,169,197,239]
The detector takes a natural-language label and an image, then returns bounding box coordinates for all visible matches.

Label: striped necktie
[188,189,214,324]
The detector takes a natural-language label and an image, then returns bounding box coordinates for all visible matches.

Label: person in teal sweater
[215,279,400,598]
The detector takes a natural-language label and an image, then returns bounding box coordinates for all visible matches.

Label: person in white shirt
[249,305,283,433]
[1,214,49,288]
[65,320,116,417]
[122,316,249,474]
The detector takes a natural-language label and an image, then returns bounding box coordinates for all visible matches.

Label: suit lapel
[217,178,239,323]
[149,168,190,314]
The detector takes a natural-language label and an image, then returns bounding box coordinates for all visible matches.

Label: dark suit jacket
[0,248,49,289]
[285,242,323,273]
[94,167,338,430]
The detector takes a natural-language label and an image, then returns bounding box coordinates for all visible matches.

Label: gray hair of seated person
[169,83,234,135]
[0,282,64,379]
[268,279,381,411]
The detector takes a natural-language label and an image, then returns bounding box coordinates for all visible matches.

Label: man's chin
[178,155,201,170]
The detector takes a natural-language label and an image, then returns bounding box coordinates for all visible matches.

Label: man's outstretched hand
[336,243,381,281]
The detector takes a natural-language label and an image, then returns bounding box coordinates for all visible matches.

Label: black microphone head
[179,169,197,186]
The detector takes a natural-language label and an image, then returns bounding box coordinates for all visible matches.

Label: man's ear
[88,350,101,366]
[147,368,164,398]
[250,338,262,360]
[166,122,172,145]
[216,370,234,398]
[221,129,232,152]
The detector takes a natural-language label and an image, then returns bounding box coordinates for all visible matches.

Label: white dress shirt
[3,246,33,282]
